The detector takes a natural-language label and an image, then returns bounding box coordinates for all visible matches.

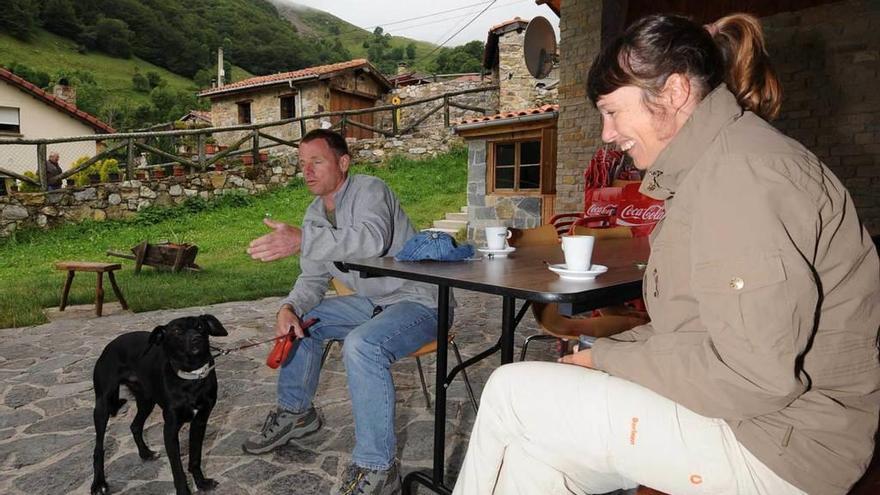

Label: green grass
[0,148,467,329]
[0,29,253,106]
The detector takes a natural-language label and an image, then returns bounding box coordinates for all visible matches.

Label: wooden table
[54,261,129,317]
[340,236,650,495]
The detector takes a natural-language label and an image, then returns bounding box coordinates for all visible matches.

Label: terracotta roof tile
[490,17,528,32]
[0,67,115,134]
[199,59,389,97]
[454,104,558,126]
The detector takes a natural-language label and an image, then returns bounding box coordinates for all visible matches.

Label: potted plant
[172,163,186,177]
[136,170,147,180]
[259,151,269,162]
[241,154,254,166]
[152,167,165,179]
[204,137,218,154]
[213,161,225,172]
[20,172,41,192]
[99,159,121,183]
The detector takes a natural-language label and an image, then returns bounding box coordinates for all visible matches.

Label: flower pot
[108,172,120,182]
[136,171,147,180]
[173,165,185,177]
[205,143,218,154]
[213,163,225,172]
[88,173,101,185]
[152,168,165,179]
[241,154,254,166]
[259,151,269,162]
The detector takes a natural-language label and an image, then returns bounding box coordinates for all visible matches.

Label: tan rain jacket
[592,85,880,495]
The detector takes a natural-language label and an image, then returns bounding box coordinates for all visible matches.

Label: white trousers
[452,362,806,495]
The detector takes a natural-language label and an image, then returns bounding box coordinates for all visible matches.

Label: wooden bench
[54,262,128,317]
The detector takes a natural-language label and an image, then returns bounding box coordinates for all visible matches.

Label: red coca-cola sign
[585,203,616,217]
[616,203,666,225]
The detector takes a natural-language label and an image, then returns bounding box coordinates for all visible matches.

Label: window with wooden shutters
[237,101,251,124]
[0,106,21,134]
[280,95,295,119]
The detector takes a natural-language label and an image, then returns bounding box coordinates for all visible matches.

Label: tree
[432,41,485,74]
[406,43,416,60]
[94,17,133,58]
[132,69,150,92]
[146,71,165,89]
[40,0,81,38]
[0,0,39,40]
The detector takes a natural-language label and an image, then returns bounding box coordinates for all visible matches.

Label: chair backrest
[330,278,355,296]
[509,224,559,247]
[571,225,633,240]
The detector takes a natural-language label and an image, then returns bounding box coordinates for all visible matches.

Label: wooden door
[330,90,375,139]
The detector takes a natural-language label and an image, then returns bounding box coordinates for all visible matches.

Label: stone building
[483,17,560,113]
[0,68,114,176]
[540,0,880,234]
[199,59,391,146]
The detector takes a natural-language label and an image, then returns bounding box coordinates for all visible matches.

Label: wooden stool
[54,262,128,317]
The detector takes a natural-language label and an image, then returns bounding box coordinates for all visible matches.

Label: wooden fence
[0,85,497,191]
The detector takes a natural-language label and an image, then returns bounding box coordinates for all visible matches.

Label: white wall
[0,80,99,175]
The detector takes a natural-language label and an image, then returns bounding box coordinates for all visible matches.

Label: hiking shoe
[241,406,321,454]
[336,462,401,495]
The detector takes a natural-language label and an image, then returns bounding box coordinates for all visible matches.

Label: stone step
[460,205,468,213]
[433,219,468,230]
[445,212,468,222]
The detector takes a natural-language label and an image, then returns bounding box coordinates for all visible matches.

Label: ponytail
[708,14,782,120]
[587,13,782,121]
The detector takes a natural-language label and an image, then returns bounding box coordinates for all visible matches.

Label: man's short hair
[300,129,349,159]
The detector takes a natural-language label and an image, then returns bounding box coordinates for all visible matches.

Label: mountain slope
[271,1,440,72]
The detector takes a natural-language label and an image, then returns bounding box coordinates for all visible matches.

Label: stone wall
[497,26,560,112]
[465,139,542,242]
[0,157,299,238]
[762,0,880,233]
[348,133,464,163]
[378,79,499,132]
[554,0,603,214]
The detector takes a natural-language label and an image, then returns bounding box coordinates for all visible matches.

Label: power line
[375,0,530,36]
[415,0,499,65]
[333,1,494,37]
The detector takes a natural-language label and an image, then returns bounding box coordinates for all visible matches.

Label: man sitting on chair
[244,129,444,495]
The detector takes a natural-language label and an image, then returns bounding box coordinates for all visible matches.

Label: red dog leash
[209,318,320,369]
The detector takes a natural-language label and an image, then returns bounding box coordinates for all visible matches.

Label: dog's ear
[199,314,228,337]
[148,325,166,345]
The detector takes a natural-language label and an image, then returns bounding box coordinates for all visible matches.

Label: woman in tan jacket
[453,13,879,495]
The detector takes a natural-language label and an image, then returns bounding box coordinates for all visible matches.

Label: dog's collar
[175,362,214,380]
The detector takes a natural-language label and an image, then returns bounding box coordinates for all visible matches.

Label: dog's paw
[194,478,218,491]
[90,480,110,495]
[138,448,159,460]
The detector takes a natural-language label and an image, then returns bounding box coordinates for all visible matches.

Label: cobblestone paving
[0,292,555,495]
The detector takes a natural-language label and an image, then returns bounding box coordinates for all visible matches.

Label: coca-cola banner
[583,183,665,237]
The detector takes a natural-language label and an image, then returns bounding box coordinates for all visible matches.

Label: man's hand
[276,305,305,339]
[559,348,595,368]
[248,218,303,261]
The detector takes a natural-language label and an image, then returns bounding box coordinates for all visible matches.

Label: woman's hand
[559,348,595,368]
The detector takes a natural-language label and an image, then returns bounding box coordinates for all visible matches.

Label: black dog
[91,314,228,495]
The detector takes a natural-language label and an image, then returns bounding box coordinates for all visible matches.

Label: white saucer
[477,246,517,258]
[547,263,608,280]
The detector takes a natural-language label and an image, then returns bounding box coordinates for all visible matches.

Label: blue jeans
[277,295,443,470]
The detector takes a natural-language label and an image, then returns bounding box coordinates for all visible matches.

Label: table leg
[96,272,104,317]
[107,271,128,310]
[59,270,75,311]
[501,296,516,363]
[403,284,452,495]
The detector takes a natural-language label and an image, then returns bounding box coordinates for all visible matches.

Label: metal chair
[319,278,479,413]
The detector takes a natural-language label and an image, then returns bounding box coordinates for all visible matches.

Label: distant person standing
[44,152,63,190]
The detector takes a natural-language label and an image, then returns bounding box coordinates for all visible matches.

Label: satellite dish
[523,16,557,79]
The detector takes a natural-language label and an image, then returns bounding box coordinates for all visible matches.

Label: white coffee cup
[560,235,595,272]
[485,226,512,250]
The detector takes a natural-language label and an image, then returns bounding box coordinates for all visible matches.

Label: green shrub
[97,158,120,182]
[19,172,41,192]
[70,156,99,186]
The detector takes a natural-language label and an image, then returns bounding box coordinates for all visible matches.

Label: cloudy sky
[283,0,560,46]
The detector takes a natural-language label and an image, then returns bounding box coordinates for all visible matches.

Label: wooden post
[37,143,47,190]
[340,116,348,138]
[252,130,260,165]
[443,95,450,127]
[299,118,306,139]
[126,138,135,180]
[197,133,206,170]
[392,107,399,136]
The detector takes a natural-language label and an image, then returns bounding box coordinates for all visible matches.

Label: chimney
[217,47,225,88]
[53,81,76,106]
[397,62,409,76]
